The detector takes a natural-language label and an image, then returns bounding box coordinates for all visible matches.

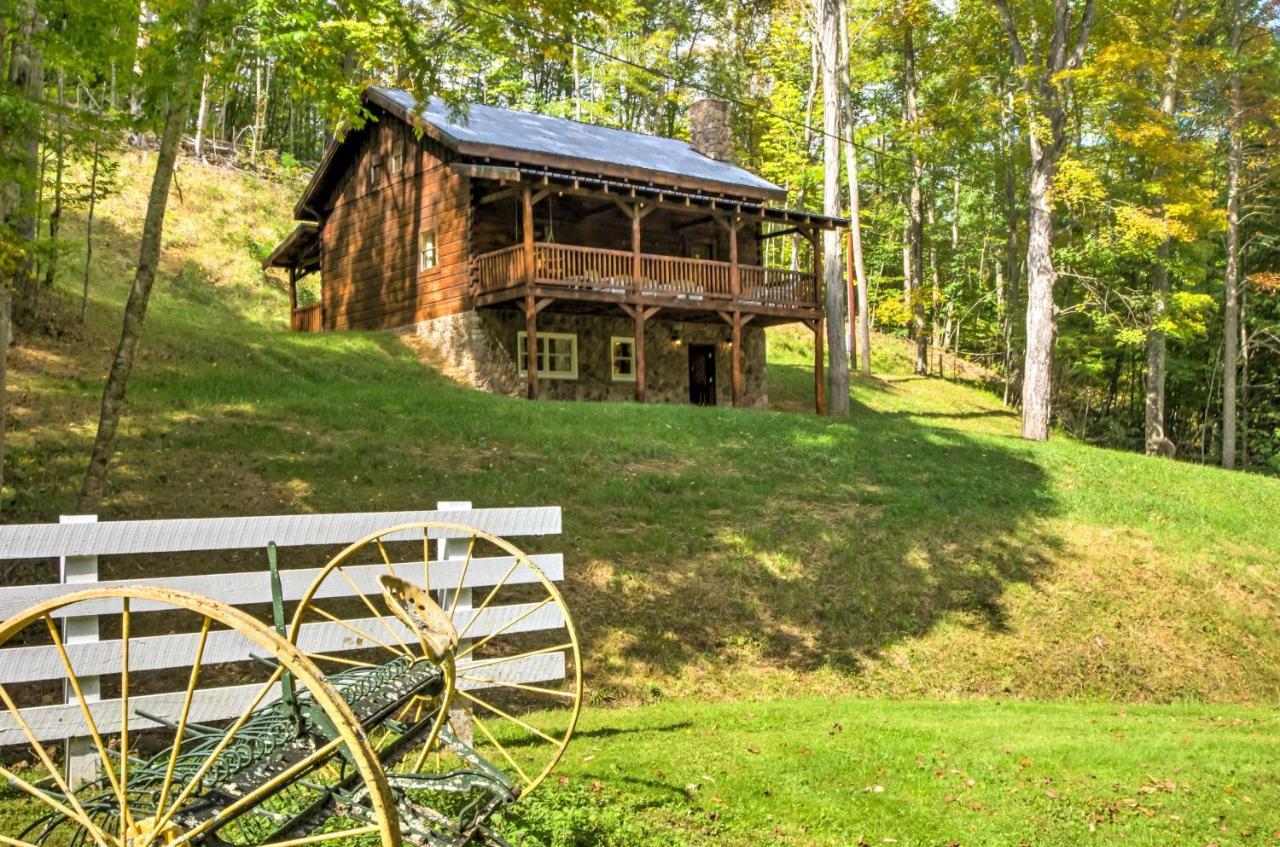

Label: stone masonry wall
[403,310,768,407]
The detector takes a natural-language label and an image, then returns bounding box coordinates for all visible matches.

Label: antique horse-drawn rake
[0,522,582,847]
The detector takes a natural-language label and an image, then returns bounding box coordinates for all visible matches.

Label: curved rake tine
[146,667,285,839]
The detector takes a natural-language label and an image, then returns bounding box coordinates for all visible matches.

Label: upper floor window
[389,140,404,175]
[419,229,438,271]
[368,159,380,186]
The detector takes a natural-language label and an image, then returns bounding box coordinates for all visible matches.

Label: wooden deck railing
[291,303,323,332]
[473,244,527,292]
[473,242,818,311]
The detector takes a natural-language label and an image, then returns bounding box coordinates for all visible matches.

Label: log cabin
[265,87,848,410]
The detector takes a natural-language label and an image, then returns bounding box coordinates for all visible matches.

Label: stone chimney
[689,98,735,164]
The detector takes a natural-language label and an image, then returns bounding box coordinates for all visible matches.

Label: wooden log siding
[319,118,472,331]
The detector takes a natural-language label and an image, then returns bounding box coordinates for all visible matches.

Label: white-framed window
[419,229,437,271]
[368,159,380,186]
[389,140,404,175]
[517,331,578,379]
[610,336,636,381]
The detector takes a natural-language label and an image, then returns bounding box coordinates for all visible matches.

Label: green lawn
[500,697,1280,846]
[2,154,1279,844]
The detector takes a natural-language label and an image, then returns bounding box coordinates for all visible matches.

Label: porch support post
[624,304,660,403]
[729,214,740,298]
[525,292,538,400]
[806,227,827,415]
[631,202,642,288]
[288,266,298,312]
[812,318,826,415]
[718,310,754,408]
[522,186,535,283]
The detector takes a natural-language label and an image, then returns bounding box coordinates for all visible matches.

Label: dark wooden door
[688,344,716,406]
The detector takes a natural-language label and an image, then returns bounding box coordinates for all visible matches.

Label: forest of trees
[1,0,1279,502]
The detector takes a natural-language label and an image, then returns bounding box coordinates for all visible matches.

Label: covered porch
[464,167,844,413]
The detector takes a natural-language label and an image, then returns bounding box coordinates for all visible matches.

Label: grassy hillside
[8,152,1280,710]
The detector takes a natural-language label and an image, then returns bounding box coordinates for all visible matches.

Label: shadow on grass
[13,264,1061,699]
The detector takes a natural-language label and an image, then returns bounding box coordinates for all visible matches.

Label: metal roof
[369,87,785,201]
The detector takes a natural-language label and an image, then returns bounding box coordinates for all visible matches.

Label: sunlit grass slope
[8,152,1280,708]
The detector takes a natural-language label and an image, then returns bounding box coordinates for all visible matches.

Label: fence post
[436,500,474,745]
[59,514,99,787]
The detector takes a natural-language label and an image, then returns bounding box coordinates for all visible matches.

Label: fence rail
[0,503,566,749]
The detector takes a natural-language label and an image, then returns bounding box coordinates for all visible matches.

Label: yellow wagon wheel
[0,586,401,847]
[289,522,583,805]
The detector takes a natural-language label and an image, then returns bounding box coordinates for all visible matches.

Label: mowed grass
[7,151,1280,706]
[502,697,1280,846]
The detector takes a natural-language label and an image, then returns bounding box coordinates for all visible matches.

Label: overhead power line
[450,0,984,189]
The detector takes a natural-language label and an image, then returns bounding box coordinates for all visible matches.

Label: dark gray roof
[369,87,783,200]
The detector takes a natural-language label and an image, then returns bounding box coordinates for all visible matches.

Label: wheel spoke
[334,566,410,654]
[461,641,574,671]
[457,676,574,700]
[153,617,211,822]
[454,688,558,746]
[148,667,285,838]
[0,683,113,847]
[0,764,110,844]
[446,535,478,623]
[303,652,375,669]
[309,605,413,660]
[454,557,521,640]
[258,824,379,847]
[374,539,395,577]
[454,597,553,662]
[43,616,128,819]
[471,713,531,787]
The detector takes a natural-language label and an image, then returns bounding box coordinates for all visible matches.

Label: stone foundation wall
[403,309,768,407]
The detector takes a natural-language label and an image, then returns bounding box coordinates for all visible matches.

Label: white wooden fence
[0,502,567,778]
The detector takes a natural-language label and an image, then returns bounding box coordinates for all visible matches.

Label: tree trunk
[194,62,210,161]
[993,0,1096,441]
[838,0,872,376]
[81,141,100,323]
[1144,0,1185,456]
[7,0,43,325]
[1221,0,1242,470]
[42,69,66,293]
[0,291,9,518]
[79,7,208,510]
[903,20,927,375]
[1021,155,1056,440]
[816,0,849,415]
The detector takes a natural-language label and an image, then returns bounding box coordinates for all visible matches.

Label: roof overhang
[295,88,791,219]
[263,223,321,271]
[479,164,849,230]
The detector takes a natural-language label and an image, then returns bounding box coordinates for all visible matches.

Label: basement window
[610,337,636,381]
[419,229,437,271]
[518,331,578,379]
